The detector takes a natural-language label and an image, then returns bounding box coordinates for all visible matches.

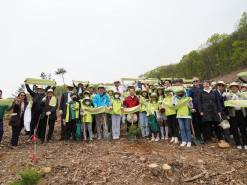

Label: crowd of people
[0,77,247,150]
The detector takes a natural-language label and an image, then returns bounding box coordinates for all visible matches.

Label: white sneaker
[180,142,187,147]
[187,142,192,147]
[174,137,179,144]
[155,137,160,142]
[237,146,242,150]
[161,136,165,140]
[165,137,169,140]
[244,145,247,150]
[151,137,155,141]
[170,137,175,143]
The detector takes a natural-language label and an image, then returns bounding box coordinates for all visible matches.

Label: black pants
[167,115,179,138]
[37,116,55,142]
[191,112,202,140]
[11,126,22,146]
[65,119,77,141]
[202,121,223,142]
[60,117,66,140]
[30,111,40,137]
[230,111,247,146]
[0,119,3,143]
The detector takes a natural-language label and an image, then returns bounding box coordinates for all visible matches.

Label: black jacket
[40,97,58,121]
[59,92,71,114]
[198,90,221,122]
[213,90,228,119]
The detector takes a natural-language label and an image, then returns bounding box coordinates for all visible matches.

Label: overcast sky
[0,0,246,96]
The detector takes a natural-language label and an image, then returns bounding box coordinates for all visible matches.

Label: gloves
[191,109,196,113]
[46,111,51,116]
[59,110,63,115]
[42,97,46,102]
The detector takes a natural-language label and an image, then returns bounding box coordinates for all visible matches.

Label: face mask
[115,94,120,99]
[85,101,90,105]
[178,93,184,97]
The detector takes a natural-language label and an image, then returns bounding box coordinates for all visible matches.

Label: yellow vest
[162,96,176,116]
[140,96,149,112]
[176,97,191,118]
[146,101,159,116]
[65,101,80,123]
[81,104,93,123]
[111,99,122,115]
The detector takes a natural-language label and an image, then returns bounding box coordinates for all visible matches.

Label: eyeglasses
[20,94,26,97]
[193,80,198,83]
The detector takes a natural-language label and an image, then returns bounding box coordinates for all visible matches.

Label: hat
[114,91,121,95]
[37,85,44,89]
[217,81,226,86]
[126,113,138,123]
[192,77,199,82]
[47,89,53,93]
[83,90,91,95]
[229,82,240,88]
[98,84,105,89]
[211,81,217,86]
[83,97,91,101]
[114,80,121,84]
[241,84,247,88]
[165,87,173,92]
[127,83,135,88]
[66,83,74,88]
[150,92,157,97]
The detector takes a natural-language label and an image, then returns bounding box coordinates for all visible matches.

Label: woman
[139,90,150,138]
[9,92,28,147]
[198,81,223,143]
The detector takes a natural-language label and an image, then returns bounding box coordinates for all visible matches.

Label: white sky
[0,0,246,97]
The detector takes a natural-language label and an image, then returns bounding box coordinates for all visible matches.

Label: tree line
[144,12,247,80]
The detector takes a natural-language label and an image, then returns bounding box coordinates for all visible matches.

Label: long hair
[17,91,28,103]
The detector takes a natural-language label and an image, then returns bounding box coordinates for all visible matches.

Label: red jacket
[123,96,140,108]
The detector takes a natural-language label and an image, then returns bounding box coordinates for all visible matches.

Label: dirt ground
[1,120,247,185]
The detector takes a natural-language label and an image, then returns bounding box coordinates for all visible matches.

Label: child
[147,93,160,141]
[139,90,150,138]
[174,88,192,147]
[63,93,80,144]
[81,97,94,142]
[162,88,179,144]
[110,92,123,140]
[157,87,168,140]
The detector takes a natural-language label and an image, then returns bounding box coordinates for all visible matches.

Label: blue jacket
[93,93,111,107]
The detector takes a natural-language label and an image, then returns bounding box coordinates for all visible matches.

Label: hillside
[144,12,247,80]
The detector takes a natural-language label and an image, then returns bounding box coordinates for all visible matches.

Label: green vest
[162,96,176,116]
[176,97,191,118]
[65,101,80,123]
[111,99,122,115]
[147,101,159,116]
[140,96,149,112]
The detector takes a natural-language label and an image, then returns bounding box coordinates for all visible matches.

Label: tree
[55,68,67,85]
[40,72,52,80]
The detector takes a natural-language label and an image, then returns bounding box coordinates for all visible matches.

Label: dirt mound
[1,122,247,185]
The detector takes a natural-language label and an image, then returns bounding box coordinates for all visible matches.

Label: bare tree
[55,68,67,85]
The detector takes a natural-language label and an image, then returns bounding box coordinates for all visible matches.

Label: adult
[9,92,28,147]
[188,77,203,141]
[0,90,10,143]
[93,84,111,140]
[25,84,51,137]
[113,80,124,94]
[123,86,140,130]
[198,81,223,143]
[37,89,58,143]
[59,84,74,140]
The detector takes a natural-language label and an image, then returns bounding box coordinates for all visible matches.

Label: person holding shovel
[37,89,58,144]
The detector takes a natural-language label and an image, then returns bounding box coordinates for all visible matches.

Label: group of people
[0,77,247,150]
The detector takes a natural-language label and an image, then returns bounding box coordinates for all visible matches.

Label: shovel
[190,120,201,146]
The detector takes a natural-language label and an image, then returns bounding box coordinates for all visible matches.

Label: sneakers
[180,142,187,147]
[237,146,242,150]
[155,137,160,142]
[174,137,179,144]
[170,137,175,143]
[187,142,192,148]
[244,145,247,150]
[161,136,165,140]
[165,137,169,140]
[151,136,155,141]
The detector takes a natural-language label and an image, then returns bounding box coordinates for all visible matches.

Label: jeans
[178,118,192,142]
[139,112,149,137]
[111,115,121,139]
[0,119,3,143]
[83,123,93,141]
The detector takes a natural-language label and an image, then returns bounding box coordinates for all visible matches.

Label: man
[112,80,124,94]
[25,84,51,137]
[188,77,203,142]
[93,84,111,140]
[59,84,74,140]
[37,89,58,143]
[123,86,140,130]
